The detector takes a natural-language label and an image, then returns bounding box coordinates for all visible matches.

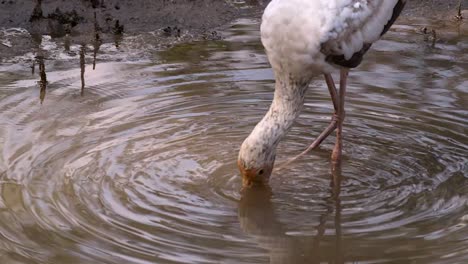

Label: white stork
[238,0,406,187]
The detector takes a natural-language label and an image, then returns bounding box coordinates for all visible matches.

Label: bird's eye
[258,169,264,176]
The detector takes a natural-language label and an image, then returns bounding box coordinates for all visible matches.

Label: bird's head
[238,139,276,188]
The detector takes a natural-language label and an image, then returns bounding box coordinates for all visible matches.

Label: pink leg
[299,73,340,153]
[331,69,348,163]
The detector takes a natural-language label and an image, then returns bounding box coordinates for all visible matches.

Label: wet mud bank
[404,0,467,17]
[0,0,262,60]
[0,0,466,62]
[0,0,250,36]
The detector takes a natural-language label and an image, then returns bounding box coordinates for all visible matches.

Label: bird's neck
[249,74,310,150]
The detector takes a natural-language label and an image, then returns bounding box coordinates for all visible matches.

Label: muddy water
[0,17,467,264]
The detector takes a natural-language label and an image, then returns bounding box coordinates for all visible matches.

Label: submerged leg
[311,150,343,262]
[331,69,348,163]
[274,74,339,171]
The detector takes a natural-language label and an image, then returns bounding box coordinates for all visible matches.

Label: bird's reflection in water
[238,160,343,264]
[331,160,343,264]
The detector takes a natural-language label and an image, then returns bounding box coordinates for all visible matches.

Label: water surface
[0,17,467,263]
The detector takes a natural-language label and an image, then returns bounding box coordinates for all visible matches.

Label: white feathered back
[261,0,405,74]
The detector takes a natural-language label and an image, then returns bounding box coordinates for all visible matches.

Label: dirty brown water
[0,17,467,264]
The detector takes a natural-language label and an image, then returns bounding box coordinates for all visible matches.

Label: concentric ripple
[0,17,467,264]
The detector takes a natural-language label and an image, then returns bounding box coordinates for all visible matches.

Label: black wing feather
[325,0,406,68]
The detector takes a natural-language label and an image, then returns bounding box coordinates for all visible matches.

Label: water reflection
[330,161,343,264]
[239,160,344,263]
[64,33,71,52]
[37,55,47,104]
[80,45,86,96]
[0,16,466,264]
[31,60,35,75]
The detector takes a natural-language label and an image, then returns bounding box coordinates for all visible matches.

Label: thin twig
[455,0,463,20]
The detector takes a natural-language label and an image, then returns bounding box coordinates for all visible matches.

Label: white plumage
[238,0,406,187]
[261,0,401,74]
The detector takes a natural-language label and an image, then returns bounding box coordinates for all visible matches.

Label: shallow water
[0,17,467,264]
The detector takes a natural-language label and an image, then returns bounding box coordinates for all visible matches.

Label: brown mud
[0,0,466,61]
